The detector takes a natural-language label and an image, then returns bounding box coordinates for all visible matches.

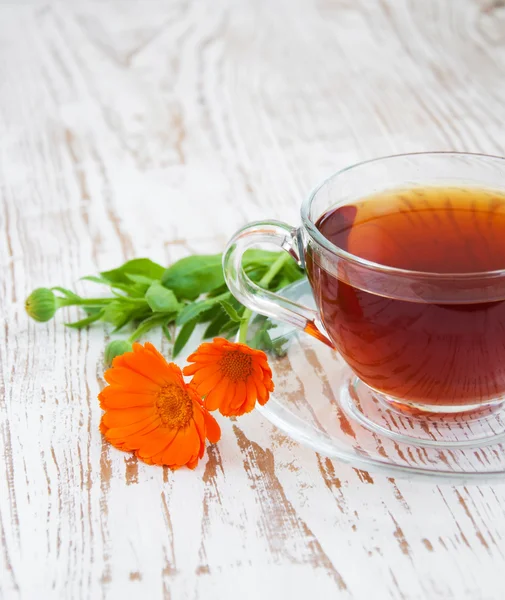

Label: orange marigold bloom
[99,342,220,470]
[183,337,274,417]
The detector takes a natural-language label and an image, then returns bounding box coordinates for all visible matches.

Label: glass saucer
[246,279,505,482]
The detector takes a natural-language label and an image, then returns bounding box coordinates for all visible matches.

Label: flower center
[155,384,193,428]
[219,350,253,382]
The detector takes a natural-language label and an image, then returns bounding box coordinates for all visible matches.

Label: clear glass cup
[223,152,505,414]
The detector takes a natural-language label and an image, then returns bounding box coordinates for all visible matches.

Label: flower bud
[104,340,133,366]
[25,288,57,322]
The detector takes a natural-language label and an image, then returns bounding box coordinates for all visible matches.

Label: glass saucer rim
[247,279,505,483]
[257,398,505,483]
[341,377,505,449]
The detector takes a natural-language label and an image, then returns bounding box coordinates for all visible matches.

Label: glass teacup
[223,152,505,415]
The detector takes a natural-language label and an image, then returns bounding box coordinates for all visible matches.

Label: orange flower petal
[143,342,168,362]
[146,429,183,469]
[194,369,224,397]
[136,428,178,459]
[180,425,200,465]
[127,426,178,453]
[251,361,266,381]
[190,364,222,387]
[231,380,247,410]
[99,342,220,469]
[146,449,169,466]
[184,358,219,372]
[167,427,192,467]
[254,351,271,365]
[113,345,170,386]
[102,415,160,441]
[165,362,187,386]
[202,409,221,443]
[185,338,273,417]
[102,407,156,428]
[185,352,220,364]
[254,377,269,403]
[192,407,206,455]
[245,382,258,411]
[264,376,275,393]
[220,382,237,415]
[99,388,155,409]
[186,345,218,360]
[182,363,201,376]
[204,377,230,412]
[159,438,180,466]
[104,367,160,392]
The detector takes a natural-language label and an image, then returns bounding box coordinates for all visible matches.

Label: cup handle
[223,220,334,348]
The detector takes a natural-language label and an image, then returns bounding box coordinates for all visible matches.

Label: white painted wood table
[2,1,505,598]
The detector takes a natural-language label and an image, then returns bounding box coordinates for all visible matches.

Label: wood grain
[1,0,505,598]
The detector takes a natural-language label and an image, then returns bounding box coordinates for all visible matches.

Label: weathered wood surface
[2,1,505,598]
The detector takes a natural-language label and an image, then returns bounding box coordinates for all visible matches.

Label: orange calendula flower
[99,342,220,470]
[183,337,274,417]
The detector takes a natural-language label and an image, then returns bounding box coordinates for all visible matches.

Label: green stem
[56,297,114,308]
[238,311,251,343]
[258,252,289,288]
[238,252,290,344]
[127,313,171,343]
[208,291,232,302]
[56,297,146,308]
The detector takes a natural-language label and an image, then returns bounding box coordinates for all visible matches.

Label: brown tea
[307,187,505,408]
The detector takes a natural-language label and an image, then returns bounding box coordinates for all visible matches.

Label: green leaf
[83,273,150,299]
[81,275,110,286]
[219,320,240,337]
[201,296,244,338]
[65,310,104,329]
[219,300,242,323]
[161,251,301,301]
[125,273,157,285]
[198,302,223,324]
[83,306,102,316]
[110,282,148,298]
[271,335,289,356]
[243,249,280,267]
[206,284,229,298]
[248,318,288,355]
[110,312,137,333]
[111,305,151,333]
[203,310,230,338]
[161,254,224,300]
[111,288,129,298]
[101,302,131,328]
[244,252,303,290]
[101,258,165,285]
[250,319,277,350]
[162,324,172,341]
[270,264,304,290]
[279,258,304,282]
[173,319,198,358]
[52,286,81,300]
[145,281,181,313]
[129,313,174,341]
[176,293,231,326]
[272,275,291,290]
[129,284,152,298]
[177,300,211,326]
